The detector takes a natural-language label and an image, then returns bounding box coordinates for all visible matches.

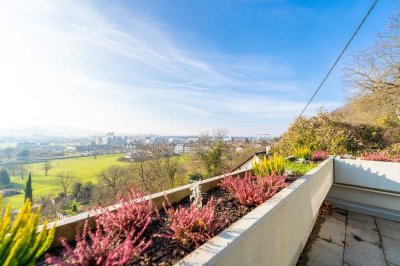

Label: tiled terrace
[298,208,400,266]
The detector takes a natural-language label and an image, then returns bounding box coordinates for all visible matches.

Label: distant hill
[331,94,396,126]
[0,126,103,138]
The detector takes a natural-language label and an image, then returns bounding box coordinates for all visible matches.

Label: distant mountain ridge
[0,126,104,138]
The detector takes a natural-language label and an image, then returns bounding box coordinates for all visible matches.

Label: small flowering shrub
[252,155,286,177]
[220,172,287,206]
[161,196,227,247]
[96,188,153,239]
[361,153,399,162]
[294,147,312,160]
[46,221,151,266]
[312,150,328,161]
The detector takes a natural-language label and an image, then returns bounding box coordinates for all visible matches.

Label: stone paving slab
[306,238,343,266]
[299,209,400,266]
[346,218,380,244]
[318,216,346,245]
[347,211,375,224]
[377,218,400,240]
[331,209,347,223]
[344,233,386,266]
[381,236,400,265]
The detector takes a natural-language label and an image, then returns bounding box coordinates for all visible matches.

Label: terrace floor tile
[299,208,400,266]
[377,218,400,240]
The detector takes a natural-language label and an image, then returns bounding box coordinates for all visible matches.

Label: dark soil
[41,174,302,266]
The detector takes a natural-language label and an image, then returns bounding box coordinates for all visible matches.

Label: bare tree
[17,163,27,179]
[97,165,128,195]
[56,172,76,197]
[127,144,184,193]
[345,13,400,122]
[42,161,52,176]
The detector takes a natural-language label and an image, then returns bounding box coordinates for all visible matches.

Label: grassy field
[4,153,191,210]
[4,154,126,209]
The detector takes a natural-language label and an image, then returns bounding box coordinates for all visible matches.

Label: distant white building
[174,144,184,154]
[183,143,198,154]
[235,146,244,152]
[174,143,198,154]
[64,146,77,153]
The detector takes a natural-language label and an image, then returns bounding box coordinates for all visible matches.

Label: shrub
[46,221,150,266]
[188,173,203,182]
[294,147,312,160]
[0,196,55,265]
[384,143,400,157]
[220,172,287,206]
[161,196,227,247]
[0,168,10,186]
[285,161,318,176]
[273,113,385,156]
[312,150,328,161]
[252,155,286,177]
[96,188,153,239]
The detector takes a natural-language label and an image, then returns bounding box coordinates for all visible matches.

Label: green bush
[273,113,385,156]
[0,168,10,186]
[384,143,400,157]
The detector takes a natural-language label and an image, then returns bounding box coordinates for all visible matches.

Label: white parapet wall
[328,158,400,221]
[177,157,334,266]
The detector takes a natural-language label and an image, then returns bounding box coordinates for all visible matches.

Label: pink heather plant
[312,150,328,161]
[96,187,153,239]
[161,196,227,247]
[361,153,395,162]
[46,221,151,266]
[220,172,287,206]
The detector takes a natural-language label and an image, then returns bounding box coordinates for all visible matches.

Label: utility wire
[298,0,379,117]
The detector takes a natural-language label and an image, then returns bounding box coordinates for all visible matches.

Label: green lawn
[4,154,126,209]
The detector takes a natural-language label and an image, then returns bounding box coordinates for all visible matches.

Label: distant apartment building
[16,142,38,149]
[174,143,198,154]
[174,144,184,154]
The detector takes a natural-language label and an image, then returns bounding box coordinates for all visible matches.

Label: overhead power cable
[298,0,379,117]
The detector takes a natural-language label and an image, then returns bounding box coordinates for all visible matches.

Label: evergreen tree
[24,173,33,202]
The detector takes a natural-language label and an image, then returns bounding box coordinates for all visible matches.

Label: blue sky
[0,0,396,136]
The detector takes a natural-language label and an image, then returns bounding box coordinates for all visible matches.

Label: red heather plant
[220,172,287,206]
[312,150,328,161]
[46,221,151,266]
[161,196,227,247]
[96,187,153,239]
[361,153,395,162]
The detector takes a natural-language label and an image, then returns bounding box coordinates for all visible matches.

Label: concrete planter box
[45,158,334,266]
[328,158,400,221]
[177,157,334,266]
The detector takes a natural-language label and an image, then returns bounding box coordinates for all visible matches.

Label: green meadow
[3,153,191,210]
[4,154,126,209]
